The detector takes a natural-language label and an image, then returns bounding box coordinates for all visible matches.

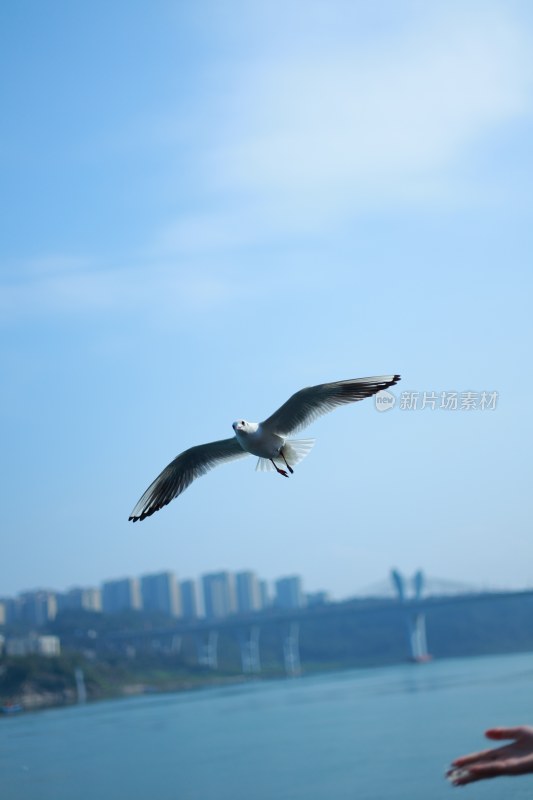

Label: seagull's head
[232,419,250,433]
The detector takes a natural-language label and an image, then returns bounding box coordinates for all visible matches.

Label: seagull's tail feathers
[255,458,273,472]
[284,438,315,465]
[255,438,315,472]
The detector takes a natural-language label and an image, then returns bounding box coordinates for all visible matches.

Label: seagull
[129,373,400,522]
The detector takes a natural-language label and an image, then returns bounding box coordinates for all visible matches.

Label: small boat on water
[410,654,433,664]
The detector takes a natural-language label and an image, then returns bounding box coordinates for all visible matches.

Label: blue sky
[1,0,532,600]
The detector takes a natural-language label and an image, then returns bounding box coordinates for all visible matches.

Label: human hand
[447,726,533,786]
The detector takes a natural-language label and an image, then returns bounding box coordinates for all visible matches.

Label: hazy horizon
[5,561,525,605]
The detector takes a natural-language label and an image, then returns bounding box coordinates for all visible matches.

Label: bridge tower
[407,612,430,662]
[282,621,301,676]
[391,569,406,602]
[196,630,219,669]
[391,569,431,662]
[74,667,87,704]
[412,570,425,600]
[239,626,261,674]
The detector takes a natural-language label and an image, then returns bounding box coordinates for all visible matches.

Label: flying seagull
[129,373,400,522]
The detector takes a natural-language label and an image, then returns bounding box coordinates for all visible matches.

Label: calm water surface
[2,652,533,800]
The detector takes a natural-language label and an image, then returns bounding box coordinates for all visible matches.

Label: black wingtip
[129,505,160,522]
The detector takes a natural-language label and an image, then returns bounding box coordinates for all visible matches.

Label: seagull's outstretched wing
[129,437,248,522]
[262,374,401,436]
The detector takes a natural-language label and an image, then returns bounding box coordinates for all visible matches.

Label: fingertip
[446,767,473,786]
[485,728,509,740]
[452,755,478,767]
[485,726,526,740]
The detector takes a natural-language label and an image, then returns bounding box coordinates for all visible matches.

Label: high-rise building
[1,596,22,625]
[235,571,262,614]
[202,571,236,619]
[140,571,181,617]
[180,579,202,619]
[60,587,102,613]
[274,576,306,609]
[19,590,58,626]
[259,580,270,609]
[102,578,141,614]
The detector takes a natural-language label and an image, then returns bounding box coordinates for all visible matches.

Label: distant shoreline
[4,646,533,717]
[1,670,263,716]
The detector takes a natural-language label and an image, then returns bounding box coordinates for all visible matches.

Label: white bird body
[129,373,400,521]
[233,421,283,459]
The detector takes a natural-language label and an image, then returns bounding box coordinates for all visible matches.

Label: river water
[2,651,533,800]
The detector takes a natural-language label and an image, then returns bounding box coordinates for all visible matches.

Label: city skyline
[0,568,315,627]
[1,554,520,606]
[1,562,513,629]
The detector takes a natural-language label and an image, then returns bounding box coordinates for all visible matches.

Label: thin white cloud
[0,259,253,323]
[213,8,531,198]
[3,5,532,319]
[149,5,533,258]
[152,202,325,256]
